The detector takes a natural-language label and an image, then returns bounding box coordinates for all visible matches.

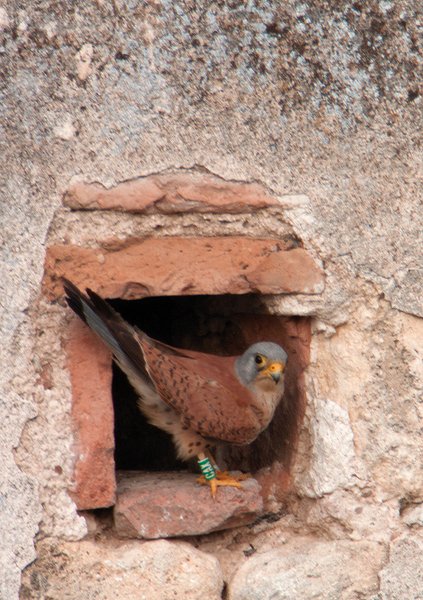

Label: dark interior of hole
[112,364,186,471]
[109,294,307,474]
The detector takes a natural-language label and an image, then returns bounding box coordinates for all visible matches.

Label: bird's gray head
[235,341,288,387]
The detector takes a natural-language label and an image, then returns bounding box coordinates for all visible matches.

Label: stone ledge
[64,171,281,214]
[43,237,324,300]
[114,471,264,539]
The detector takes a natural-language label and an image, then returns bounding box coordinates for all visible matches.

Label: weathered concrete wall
[1,1,422,598]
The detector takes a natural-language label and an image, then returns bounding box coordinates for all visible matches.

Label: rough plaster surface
[1,0,422,598]
[379,531,423,600]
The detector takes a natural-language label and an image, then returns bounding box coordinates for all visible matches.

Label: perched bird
[62,279,287,497]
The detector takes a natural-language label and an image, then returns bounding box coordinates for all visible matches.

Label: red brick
[247,247,324,294]
[66,319,116,510]
[64,172,280,214]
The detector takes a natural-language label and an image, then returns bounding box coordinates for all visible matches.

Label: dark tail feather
[62,278,147,378]
[62,278,91,323]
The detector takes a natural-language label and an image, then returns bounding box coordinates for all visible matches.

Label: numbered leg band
[198,456,216,480]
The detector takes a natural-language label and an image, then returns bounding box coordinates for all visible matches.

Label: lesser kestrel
[63,279,287,497]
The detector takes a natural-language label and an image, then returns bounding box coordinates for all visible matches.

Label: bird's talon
[197,472,244,498]
[210,477,217,499]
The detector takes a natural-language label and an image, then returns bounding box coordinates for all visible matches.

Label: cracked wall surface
[1,1,422,598]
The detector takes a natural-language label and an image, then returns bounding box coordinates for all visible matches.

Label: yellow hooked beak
[260,361,285,383]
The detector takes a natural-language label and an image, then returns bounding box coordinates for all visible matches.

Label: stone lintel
[44,237,324,301]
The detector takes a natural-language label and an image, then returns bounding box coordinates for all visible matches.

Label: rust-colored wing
[139,334,263,445]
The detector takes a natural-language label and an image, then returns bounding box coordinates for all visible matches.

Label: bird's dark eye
[255,354,264,365]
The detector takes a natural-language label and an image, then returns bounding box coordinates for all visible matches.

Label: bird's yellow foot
[197,453,249,498]
[197,473,244,499]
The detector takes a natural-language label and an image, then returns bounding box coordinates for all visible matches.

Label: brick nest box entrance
[42,173,323,537]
